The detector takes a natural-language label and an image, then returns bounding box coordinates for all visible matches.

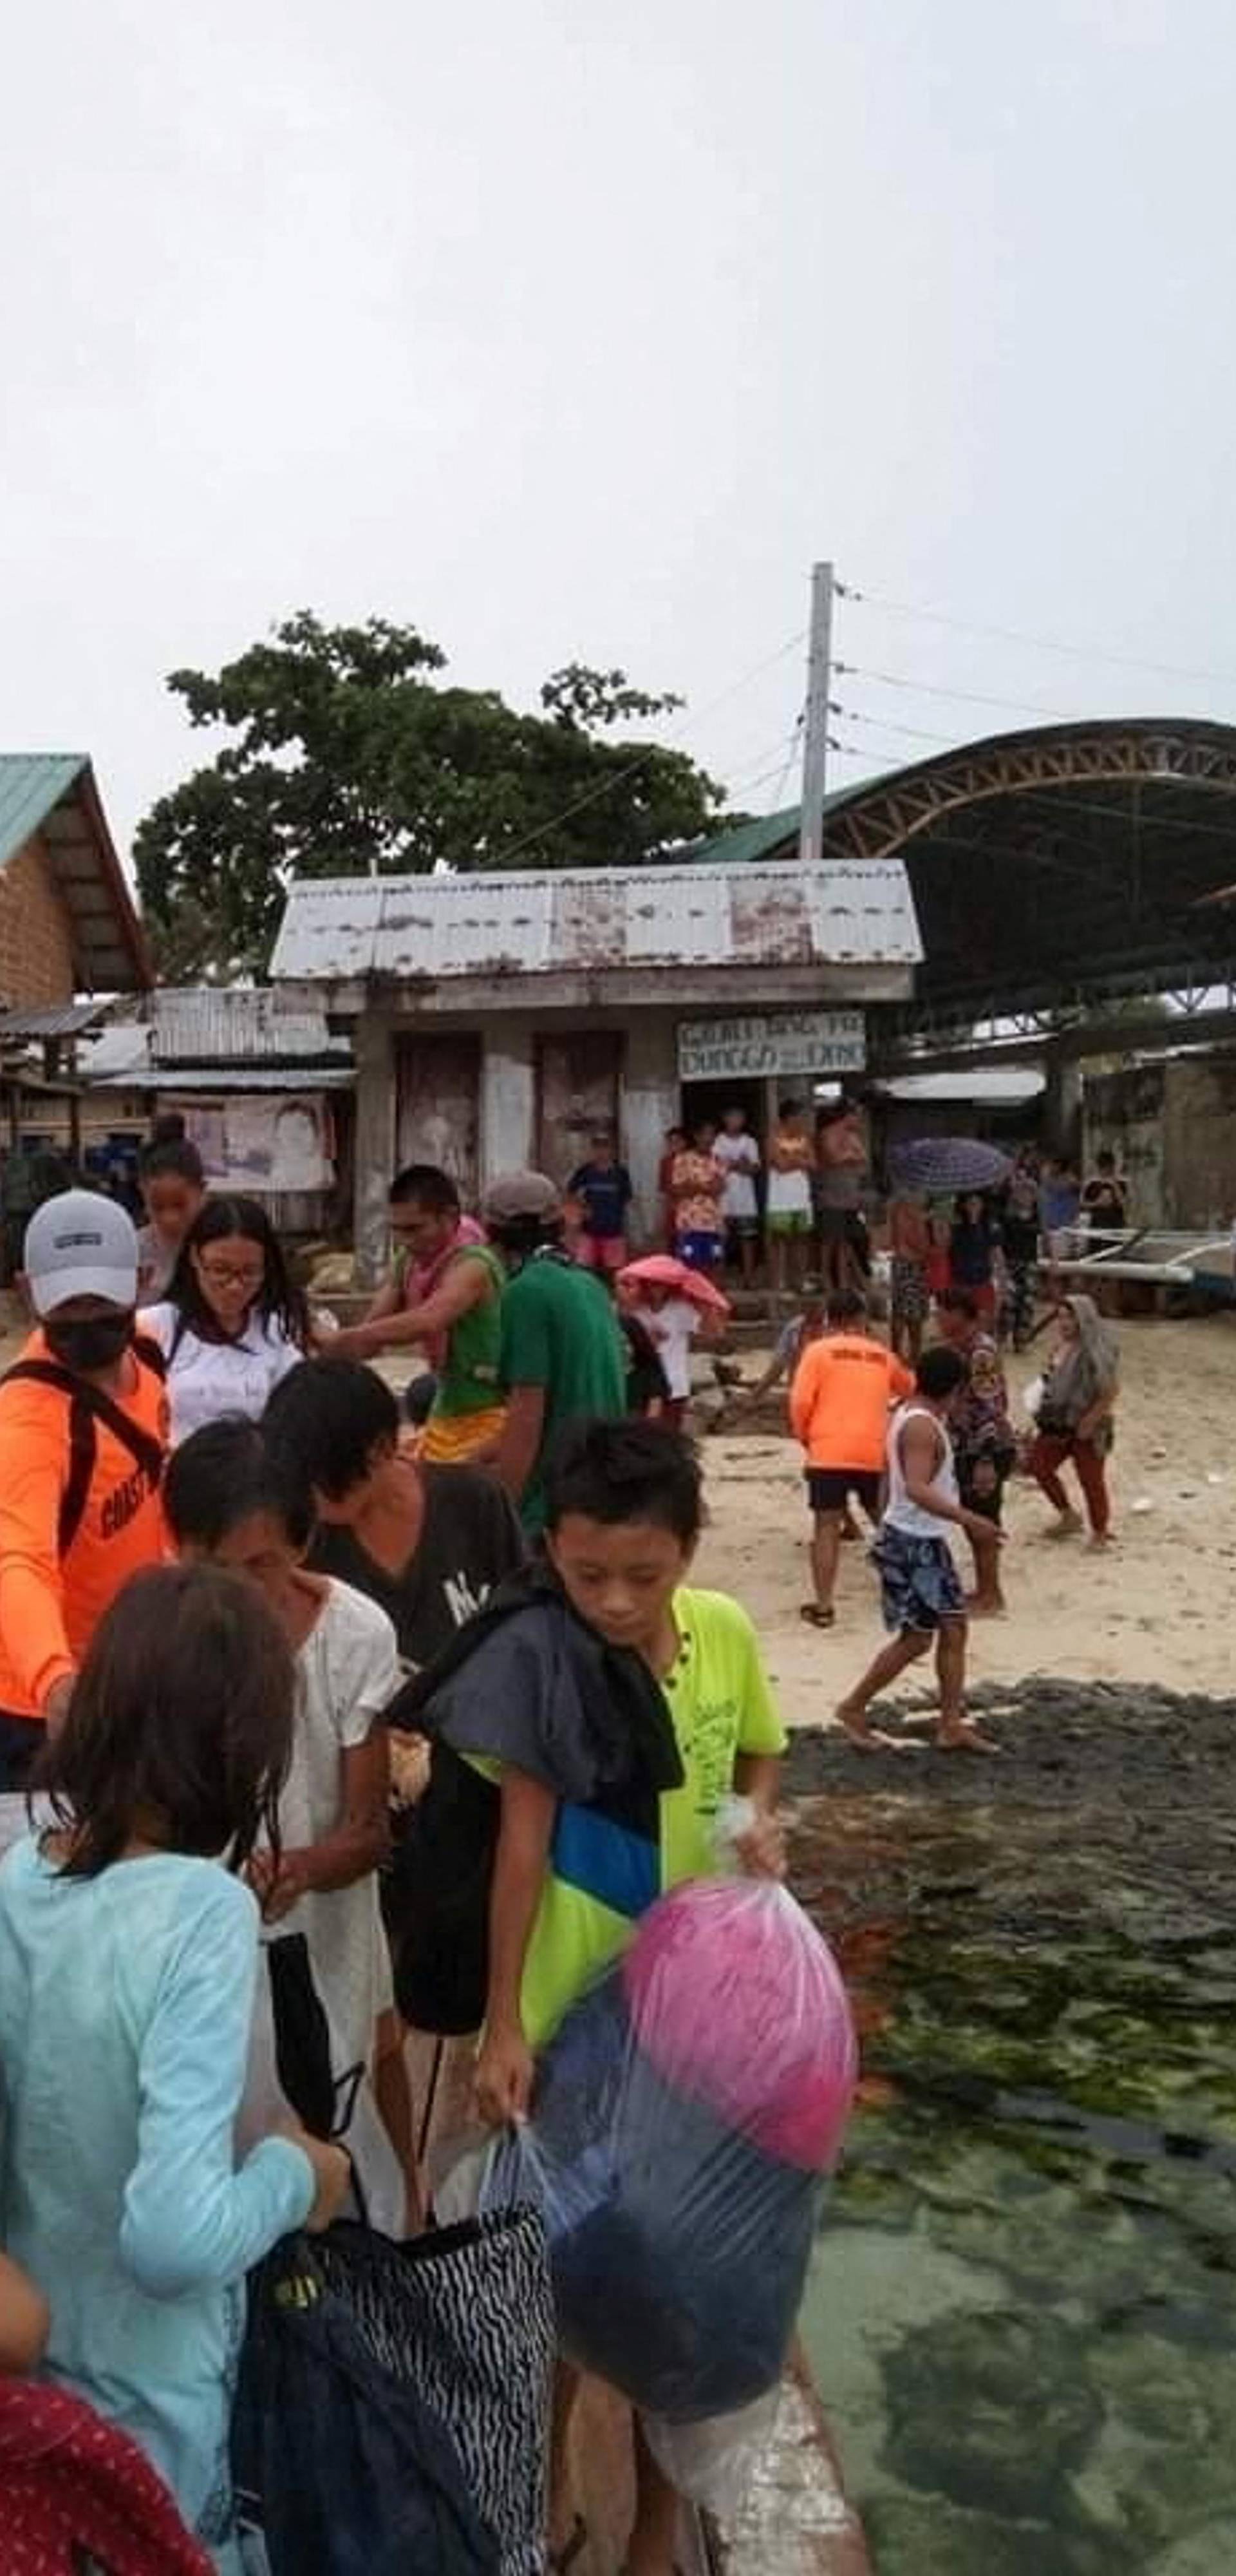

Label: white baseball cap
[23,1189,139,1317]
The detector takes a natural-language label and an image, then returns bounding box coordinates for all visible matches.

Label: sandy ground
[691,1314,1236,1724]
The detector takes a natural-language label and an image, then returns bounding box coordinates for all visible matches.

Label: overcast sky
[4,0,1235,860]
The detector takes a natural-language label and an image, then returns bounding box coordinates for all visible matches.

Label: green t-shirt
[435,1244,506,1419]
[515,1586,787,2047]
[498,1249,626,1533]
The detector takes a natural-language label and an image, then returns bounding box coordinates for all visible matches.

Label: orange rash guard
[0,1331,169,1721]
[789,1334,915,1472]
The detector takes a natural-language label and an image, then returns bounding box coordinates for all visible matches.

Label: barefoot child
[836,1343,999,1754]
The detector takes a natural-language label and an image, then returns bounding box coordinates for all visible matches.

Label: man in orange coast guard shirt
[789,1286,913,1629]
[0,1191,167,1790]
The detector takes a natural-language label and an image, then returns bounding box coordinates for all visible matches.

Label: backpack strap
[2,1356,167,1558]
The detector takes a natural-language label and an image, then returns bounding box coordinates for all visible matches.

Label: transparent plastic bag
[485,1878,856,2429]
[642,2387,782,2520]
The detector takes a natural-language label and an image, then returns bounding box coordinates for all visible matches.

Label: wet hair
[264,1356,400,1502]
[545,1416,704,1545]
[937,1287,980,1323]
[664,1125,685,1145]
[164,1416,315,1555]
[389,1163,460,1217]
[167,1195,308,1348]
[1095,1148,1116,1172]
[778,1099,802,1122]
[916,1344,967,1401]
[40,1563,293,1878]
[138,1135,205,1190]
[826,1289,868,1327]
[150,1112,187,1146]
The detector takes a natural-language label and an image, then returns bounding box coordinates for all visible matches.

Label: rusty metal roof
[0,755,151,994]
[270,858,921,985]
[150,987,350,1064]
[0,1000,115,1041]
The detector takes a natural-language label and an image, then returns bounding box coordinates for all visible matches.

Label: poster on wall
[166,1094,335,1193]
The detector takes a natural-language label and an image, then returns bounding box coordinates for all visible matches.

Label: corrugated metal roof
[0,755,150,994]
[153,1065,354,1093]
[151,987,350,1065]
[0,755,87,873]
[0,1000,114,1041]
[686,785,894,873]
[271,858,922,985]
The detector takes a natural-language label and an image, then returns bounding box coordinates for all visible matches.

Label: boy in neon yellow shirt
[457,1417,785,2576]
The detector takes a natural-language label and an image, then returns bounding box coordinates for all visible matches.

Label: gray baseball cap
[482,1170,562,1227]
[23,1189,140,1316]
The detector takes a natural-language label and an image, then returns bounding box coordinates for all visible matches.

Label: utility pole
[798,559,834,869]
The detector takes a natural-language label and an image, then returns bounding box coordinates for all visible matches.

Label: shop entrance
[677,1075,767,1149]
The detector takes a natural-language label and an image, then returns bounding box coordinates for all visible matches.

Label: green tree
[135,612,729,974]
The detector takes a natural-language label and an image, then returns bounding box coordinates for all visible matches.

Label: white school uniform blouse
[141,1302,303,1447]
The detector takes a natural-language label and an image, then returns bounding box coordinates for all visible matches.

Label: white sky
[3,0,1235,858]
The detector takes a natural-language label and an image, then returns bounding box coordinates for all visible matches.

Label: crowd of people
[0,1120,1126,2569]
[0,1149,792,2575]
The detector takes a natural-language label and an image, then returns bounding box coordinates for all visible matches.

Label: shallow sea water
[787,1683,1236,2575]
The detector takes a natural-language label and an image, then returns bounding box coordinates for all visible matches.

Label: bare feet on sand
[835,1703,925,1755]
[935,1719,1000,1754]
[1043,1509,1084,1540]
[965,1593,1007,1619]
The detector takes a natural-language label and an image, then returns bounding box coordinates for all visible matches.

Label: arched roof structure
[695,717,1236,1042]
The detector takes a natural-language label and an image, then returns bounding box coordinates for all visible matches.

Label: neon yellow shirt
[515,1586,787,2048]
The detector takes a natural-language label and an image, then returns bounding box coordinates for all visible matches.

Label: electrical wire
[441,625,810,873]
[837,583,1236,692]
[832,706,959,748]
[836,662,1081,725]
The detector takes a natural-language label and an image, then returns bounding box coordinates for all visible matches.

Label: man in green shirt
[484,1171,626,1535]
[332,1164,506,1463]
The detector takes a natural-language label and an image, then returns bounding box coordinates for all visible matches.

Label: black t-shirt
[307,1464,527,1669]
[1082,1176,1127,1223]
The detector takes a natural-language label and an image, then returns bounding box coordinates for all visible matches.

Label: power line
[442,624,809,873]
[836,582,1236,693]
[832,705,958,748]
[836,661,1081,724]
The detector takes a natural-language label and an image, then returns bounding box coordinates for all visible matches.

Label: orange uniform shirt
[0,1332,169,1720]
[789,1332,915,1472]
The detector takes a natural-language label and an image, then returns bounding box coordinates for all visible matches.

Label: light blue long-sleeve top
[0,1839,314,2570]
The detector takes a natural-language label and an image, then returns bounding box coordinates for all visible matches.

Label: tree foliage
[135,612,729,974]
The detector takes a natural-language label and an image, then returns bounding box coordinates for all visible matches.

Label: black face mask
[44,1313,135,1374]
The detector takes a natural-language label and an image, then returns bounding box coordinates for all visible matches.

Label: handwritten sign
[677,1010,866,1081]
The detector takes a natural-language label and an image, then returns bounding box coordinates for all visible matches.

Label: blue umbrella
[890,1136,1012,1195]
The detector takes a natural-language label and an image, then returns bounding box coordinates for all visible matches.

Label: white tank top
[885,1402,958,1538]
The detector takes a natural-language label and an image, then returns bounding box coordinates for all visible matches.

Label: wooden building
[0,754,149,1161]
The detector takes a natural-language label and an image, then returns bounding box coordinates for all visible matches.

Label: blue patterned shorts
[874,1525,966,1634]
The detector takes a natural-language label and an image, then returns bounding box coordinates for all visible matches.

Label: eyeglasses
[198,1261,265,1291]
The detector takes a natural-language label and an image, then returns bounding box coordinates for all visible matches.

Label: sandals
[800,1603,836,1629]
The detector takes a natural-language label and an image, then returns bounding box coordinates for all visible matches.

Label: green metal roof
[689,804,800,869]
[0,755,89,874]
[688,788,884,870]
[0,753,150,991]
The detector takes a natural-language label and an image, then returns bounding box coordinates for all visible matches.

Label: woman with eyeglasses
[141,1196,309,1447]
